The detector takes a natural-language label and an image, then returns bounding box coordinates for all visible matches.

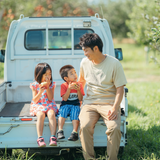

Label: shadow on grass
[121,125,160,160]
[27,148,83,160]
[0,148,84,160]
[128,104,147,117]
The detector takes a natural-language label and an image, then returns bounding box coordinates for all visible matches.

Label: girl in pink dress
[30,63,58,147]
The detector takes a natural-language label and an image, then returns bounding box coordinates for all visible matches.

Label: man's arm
[78,67,86,89]
[77,88,83,101]
[107,85,124,120]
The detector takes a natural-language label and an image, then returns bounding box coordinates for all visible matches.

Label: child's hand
[73,83,80,91]
[68,82,76,90]
[40,78,50,90]
[39,85,46,93]
[40,81,49,89]
[69,82,80,90]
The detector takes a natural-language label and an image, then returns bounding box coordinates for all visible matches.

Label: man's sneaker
[57,130,65,139]
[37,137,46,147]
[68,132,78,141]
[49,136,57,146]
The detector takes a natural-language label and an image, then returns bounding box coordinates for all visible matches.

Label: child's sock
[51,135,56,137]
[72,130,78,133]
[58,129,63,132]
[38,136,43,139]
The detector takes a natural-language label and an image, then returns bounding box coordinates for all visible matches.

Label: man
[78,33,127,160]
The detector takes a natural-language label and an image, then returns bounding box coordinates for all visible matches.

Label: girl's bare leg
[47,109,56,135]
[36,111,45,137]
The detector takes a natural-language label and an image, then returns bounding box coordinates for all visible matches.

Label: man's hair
[79,33,103,52]
[34,63,52,84]
[59,65,74,81]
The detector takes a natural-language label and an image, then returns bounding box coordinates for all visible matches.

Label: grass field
[0,43,160,159]
[0,63,3,79]
[116,43,160,160]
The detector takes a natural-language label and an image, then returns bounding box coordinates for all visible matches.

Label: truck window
[25,29,94,50]
[25,30,46,50]
[48,29,71,49]
[74,29,94,49]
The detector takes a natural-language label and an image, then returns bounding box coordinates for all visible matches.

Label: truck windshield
[25,29,94,50]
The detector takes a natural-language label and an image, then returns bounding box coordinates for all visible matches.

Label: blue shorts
[57,104,80,121]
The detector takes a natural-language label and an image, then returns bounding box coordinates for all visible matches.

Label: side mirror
[0,50,5,63]
[114,48,123,61]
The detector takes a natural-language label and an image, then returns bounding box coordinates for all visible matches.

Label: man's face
[82,47,96,61]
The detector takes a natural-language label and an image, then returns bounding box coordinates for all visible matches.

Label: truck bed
[0,102,127,149]
[0,102,125,117]
[0,102,60,117]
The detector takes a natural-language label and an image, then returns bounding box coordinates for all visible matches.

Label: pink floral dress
[30,81,58,116]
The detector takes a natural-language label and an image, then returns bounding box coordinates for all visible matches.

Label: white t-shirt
[80,55,127,105]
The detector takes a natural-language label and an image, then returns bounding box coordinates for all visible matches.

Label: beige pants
[79,104,121,160]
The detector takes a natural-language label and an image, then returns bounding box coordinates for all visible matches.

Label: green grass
[0,43,160,159]
[121,82,160,160]
[115,43,160,159]
[0,63,4,79]
[114,43,160,79]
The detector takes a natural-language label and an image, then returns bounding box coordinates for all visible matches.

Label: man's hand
[107,86,124,121]
[107,107,118,121]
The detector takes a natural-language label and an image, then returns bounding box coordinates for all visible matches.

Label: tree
[0,0,37,48]
[0,0,95,48]
[126,0,160,64]
[126,0,158,45]
[92,0,136,38]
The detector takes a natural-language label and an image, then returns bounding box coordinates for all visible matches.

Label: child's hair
[59,65,74,81]
[34,63,52,84]
[79,33,103,52]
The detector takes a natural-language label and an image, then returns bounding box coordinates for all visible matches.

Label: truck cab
[0,13,128,155]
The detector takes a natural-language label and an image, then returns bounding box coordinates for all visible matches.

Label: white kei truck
[0,13,128,156]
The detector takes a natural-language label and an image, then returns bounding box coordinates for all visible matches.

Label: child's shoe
[37,137,46,147]
[49,136,57,146]
[57,130,65,139]
[68,132,78,141]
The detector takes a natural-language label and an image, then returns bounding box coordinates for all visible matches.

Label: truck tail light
[21,118,32,121]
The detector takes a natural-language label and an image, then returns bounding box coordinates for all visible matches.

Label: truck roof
[29,16,91,18]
